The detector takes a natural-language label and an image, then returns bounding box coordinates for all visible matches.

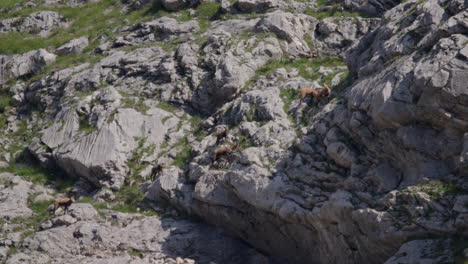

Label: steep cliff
[0,0,467,263]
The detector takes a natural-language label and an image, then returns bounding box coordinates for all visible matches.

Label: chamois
[319,83,331,99]
[214,126,229,144]
[299,83,332,102]
[211,143,239,161]
[150,164,165,181]
[53,196,75,215]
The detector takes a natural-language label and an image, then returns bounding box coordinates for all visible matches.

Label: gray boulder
[255,10,317,56]
[236,0,279,13]
[338,0,401,15]
[21,212,266,264]
[68,203,99,221]
[159,0,190,11]
[0,11,67,37]
[0,173,34,219]
[56,36,89,55]
[0,49,56,87]
[384,239,455,264]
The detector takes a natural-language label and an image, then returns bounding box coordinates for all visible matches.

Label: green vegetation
[7,246,18,257]
[173,137,192,167]
[244,56,346,90]
[0,163,74,192]
[304,4,373,19]
[0,88,11,113]
[417,180,466,201]
[246,105,257,122]
[128,248,144,258]
[0,0,28,10]
[0,87,11,130]
[8,194,53,235]
[146,1,220,32]
[78,114,96,135]
[452,236,468,264]
[121,93,151,114]
[128,137,155,178]
[157,100,178,113]
[316,0,328,6]
[280,88,300,113]
[0,0,177,55]
[195,1,221,20]
[188,114,207,139]
[238,134,254,149]
[113,185,156,216]
[303,34,315,51]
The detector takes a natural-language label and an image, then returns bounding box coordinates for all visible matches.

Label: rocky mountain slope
[0,0,467,263]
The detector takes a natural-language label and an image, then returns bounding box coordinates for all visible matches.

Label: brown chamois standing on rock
[211,143,240,161]
[299,83,332,102]
[150,164,166,181]
[53,196,75,215]
[215,126,229,144]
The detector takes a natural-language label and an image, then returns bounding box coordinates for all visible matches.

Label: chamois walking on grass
[52,196,75,215]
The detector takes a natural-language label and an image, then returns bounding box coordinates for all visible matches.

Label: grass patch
[280,88,300,113]
[238,134,254,149]
[417,181,466,201]
[195,1,221,20]
[78,114,96,135]
[303,34,315,51]
[173,138,192,167]
[0,0,174,55]
[78,196,94,203]
[127,137,155,178]
[452,236,468,264]
[121,94,150,114]
[112,184,157,216]
[7,246,18,257]
[128,248,144,258]
[244,56,345,90]
[0,163,74,192]
[0,87,11,130]
[0,0,28,10]
[9,193,53,234]
[304,4,372,19]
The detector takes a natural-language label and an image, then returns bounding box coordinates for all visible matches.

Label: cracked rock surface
[0,0,467,263]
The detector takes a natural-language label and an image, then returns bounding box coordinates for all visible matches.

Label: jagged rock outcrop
[314,17,381,56]
[332,0,401,15]
[0,49,56,87]
[255,10,317,57]
[1,0,467,263]
[56,36,89,55]
[0,176,267,264]
[236,0,279,13]
[158,0,191,11]
[0,11,68,37]
[145,1,468,263]
[42,0,101,6]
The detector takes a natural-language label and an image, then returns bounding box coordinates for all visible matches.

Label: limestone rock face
[339,0,401,15]
[0,11,67,36]
[1,0,467,263]
[159,0,191,11]
[41,107,180,188]
[236,0,279,13]
[18,211,266,264]
[384,239,456,264]
[56,36,89,55]
[0,49,56,87]
[0,173,34,219]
